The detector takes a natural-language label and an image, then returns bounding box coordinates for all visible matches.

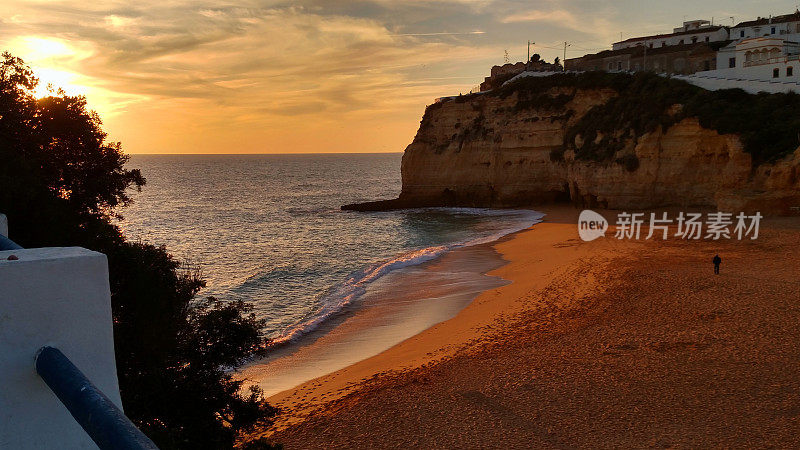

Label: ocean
[121,154,542,351]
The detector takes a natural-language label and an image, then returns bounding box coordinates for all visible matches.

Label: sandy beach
[244,206,800,448]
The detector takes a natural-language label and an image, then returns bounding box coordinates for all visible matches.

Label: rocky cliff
[345,73,800,215]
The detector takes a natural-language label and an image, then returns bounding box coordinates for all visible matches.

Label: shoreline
[250,210,800,448]
[235,208,543,400]
[236,239,510,398]
[245,205,600,432]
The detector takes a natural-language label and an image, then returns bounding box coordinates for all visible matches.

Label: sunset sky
[1,0,796,154]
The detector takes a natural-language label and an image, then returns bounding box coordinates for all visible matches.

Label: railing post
[35,347,158,450]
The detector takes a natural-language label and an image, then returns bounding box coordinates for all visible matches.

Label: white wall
[613,28,729,50]
[673,69,800,94]
[732,21,800,40]
[0,246,122,449]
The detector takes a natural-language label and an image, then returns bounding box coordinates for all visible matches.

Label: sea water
[122,154,542,347]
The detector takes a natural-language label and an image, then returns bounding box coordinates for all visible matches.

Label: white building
[715,37,800,72]
[730,11,800,40]
[612,20,730,51]
[677,36,800,94]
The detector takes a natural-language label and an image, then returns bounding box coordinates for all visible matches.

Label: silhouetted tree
[0,52,278,449]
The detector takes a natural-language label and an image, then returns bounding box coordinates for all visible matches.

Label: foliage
[505,71,800,166]
[683,88,800,164]
[492,71,632,100]
[0,52,276,448]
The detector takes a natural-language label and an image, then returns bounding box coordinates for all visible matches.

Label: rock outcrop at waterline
[343,73,800,214]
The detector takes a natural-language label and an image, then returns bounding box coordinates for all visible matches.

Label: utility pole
[527,40,535,61]
[563,41,570,70]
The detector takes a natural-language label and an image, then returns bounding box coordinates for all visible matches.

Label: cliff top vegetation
[439,71,800,166]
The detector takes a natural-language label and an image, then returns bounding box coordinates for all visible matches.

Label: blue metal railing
[35,347,158,450]
[3,226,156,447]
[0,233,22,251]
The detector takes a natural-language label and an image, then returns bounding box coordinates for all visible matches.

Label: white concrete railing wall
[672,72,800,94]
[0,222,123,449]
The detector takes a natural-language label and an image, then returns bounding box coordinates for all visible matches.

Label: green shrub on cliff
[684,89,800,164]
[0,52,278,449]
[498,71,800,166]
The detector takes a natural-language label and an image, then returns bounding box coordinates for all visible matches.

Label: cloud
[0,1,506,152]
[501,9,577,24]
[2,0,716,153]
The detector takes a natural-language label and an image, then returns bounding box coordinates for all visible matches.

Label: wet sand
[246,206,800,448]
[237,242,510,398]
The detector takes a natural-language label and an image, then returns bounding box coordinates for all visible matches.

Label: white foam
[270,208,544,345]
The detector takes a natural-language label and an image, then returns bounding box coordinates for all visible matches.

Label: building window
[608,62,613,70]
[771,27,776,34]
[617,61,622,71]
[649,43,653,48]
[679,39,684,44]
[661,41,666,47]
[704,60,710,71]
[788,66,794,76]
[692,36,698,44]
[705,36,710,42]
[740,30,745,37]
[729,57,736,68]
[773,68,780,78]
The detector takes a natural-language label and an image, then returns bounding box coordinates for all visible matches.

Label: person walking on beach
[712,254,722,275]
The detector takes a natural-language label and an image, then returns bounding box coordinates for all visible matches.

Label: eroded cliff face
[393,87,800,215]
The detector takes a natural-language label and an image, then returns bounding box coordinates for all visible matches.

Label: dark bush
[0,52,276,449]
[547,71,800,165]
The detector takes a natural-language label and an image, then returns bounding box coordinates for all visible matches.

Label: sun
[8,36,91,98]
[5,35,144,119]
[31,67,88,98]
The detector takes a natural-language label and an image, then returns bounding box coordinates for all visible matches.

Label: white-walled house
[564,10,800,93]
[676,36,800,94]
[612,20,729,51]
[715,37,800,73]
[730,11,800,40]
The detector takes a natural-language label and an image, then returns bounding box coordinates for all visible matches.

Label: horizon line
[127,151,405,155]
